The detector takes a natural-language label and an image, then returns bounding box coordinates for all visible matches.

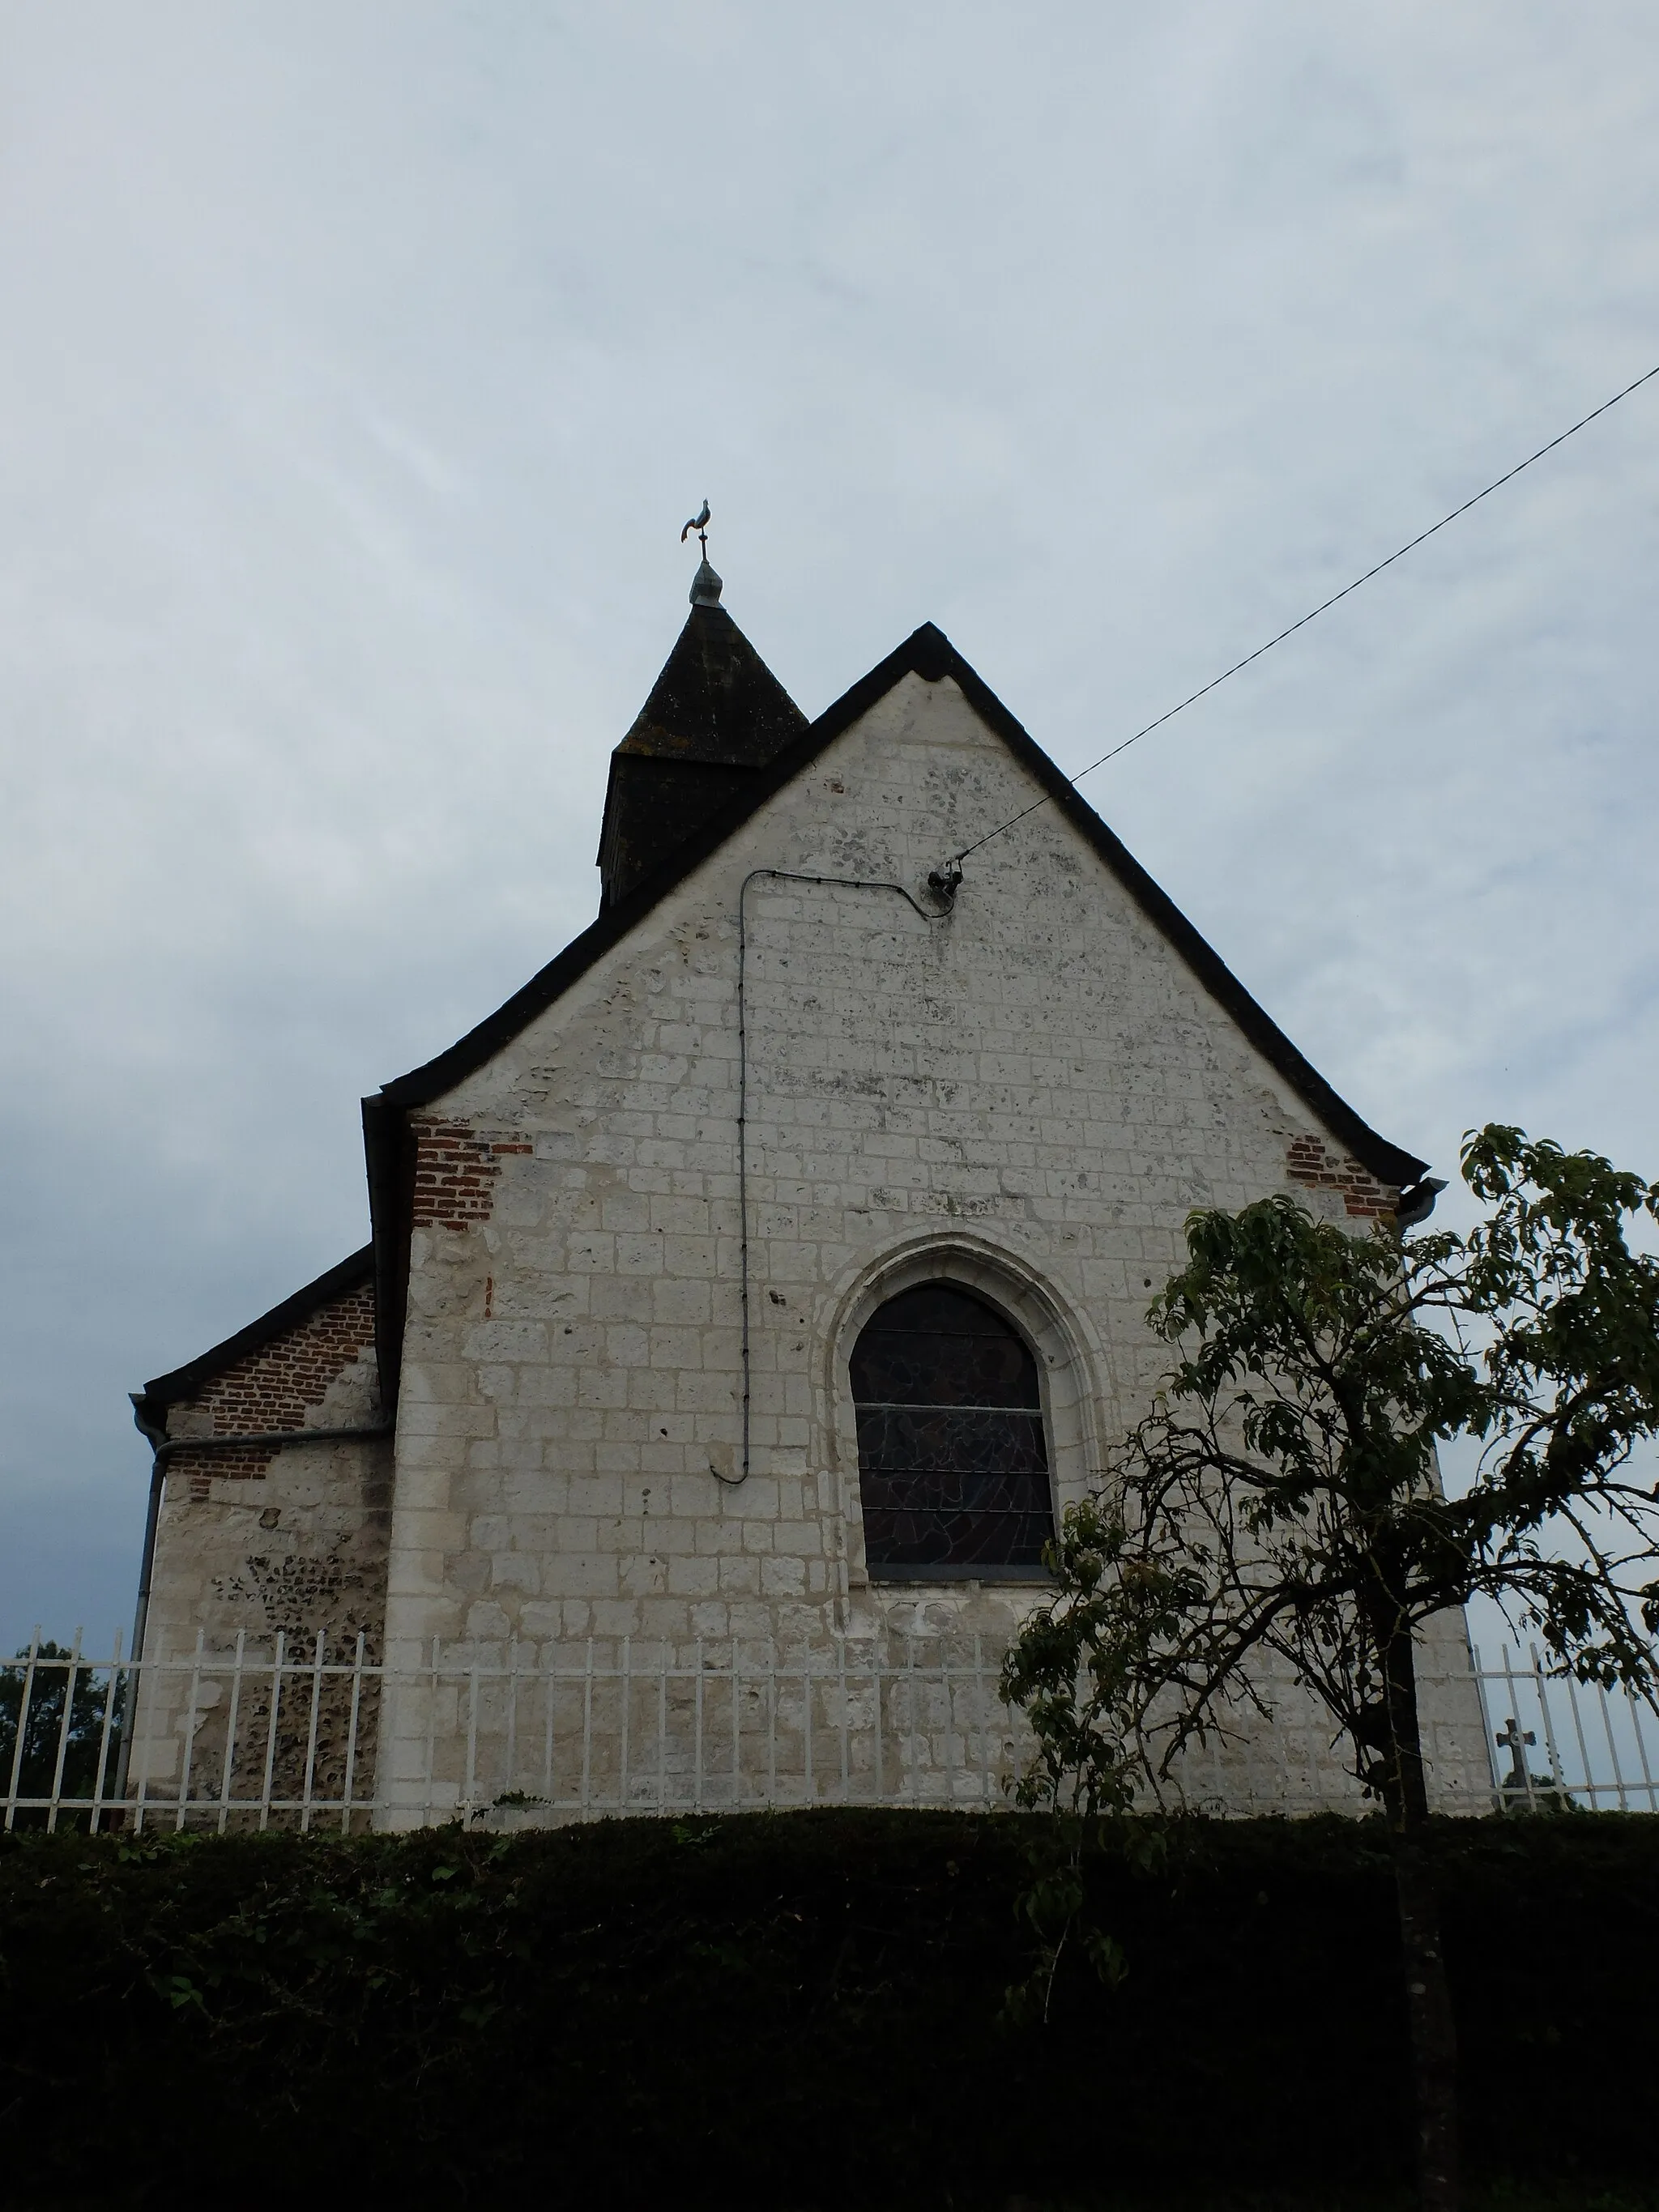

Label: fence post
[505,1637,520,1803]
[836,1639,850,1805]
[729,1639,741,1813]
[1595,1679,1631,1813]
[341,1631,366,1835]
[43,1633,83,1835]
[694,1638,705,1814]
[906,1635,919,1808]
[174,1630,206,1832]
[4,1633,41,1831]
[766,1643,777,1806]
[580,1639,594,1818]
[974,1633,992,1810]
[1533,1643,1576,1803]
[540,1641,556,1808]
[873,1638,884,1802]
[217,1628,247,1834]
[464,1653,481,1820]
[256,1632,286,1834]
[89,1627,124,1836]
[656,1645,668,1813]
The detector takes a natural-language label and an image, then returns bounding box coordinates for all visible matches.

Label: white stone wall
[378,671,1490,1819]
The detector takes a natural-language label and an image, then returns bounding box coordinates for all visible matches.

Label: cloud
[2,0,1657,1640]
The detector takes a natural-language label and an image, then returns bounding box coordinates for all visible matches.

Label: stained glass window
[851,1283,1055,1579]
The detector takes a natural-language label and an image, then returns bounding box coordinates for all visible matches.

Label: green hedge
[0,1812,1653,2209]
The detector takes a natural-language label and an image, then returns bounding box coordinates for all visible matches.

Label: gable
[360,621,1429,1402]
[133,1245,380,1476]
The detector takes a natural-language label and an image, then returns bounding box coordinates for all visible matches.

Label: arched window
[850,1282,1055,1579]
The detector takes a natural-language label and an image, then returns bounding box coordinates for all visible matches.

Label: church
[126,549,1487,1823]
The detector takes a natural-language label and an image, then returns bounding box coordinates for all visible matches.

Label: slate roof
[596,599,808,906]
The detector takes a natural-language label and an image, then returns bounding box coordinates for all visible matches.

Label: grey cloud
[2,0,1657,1639]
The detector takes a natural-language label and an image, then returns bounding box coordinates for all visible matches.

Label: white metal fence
[1471,1641,1659,1813]
[2,1628,1655,1832]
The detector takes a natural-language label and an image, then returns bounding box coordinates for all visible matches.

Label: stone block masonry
[377,670,1491,1823]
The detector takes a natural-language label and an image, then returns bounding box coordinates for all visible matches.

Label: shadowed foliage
[0,1643,126,1825]
[0,1810,1653,2210]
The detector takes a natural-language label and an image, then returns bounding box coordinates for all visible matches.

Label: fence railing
[1471,1642,1659,1812]
[2,1628,1655,1831]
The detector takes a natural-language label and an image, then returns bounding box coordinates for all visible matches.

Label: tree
[0,1642,127,1825]
[1002,1126,1659,2212]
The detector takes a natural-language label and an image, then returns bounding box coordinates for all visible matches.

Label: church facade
[130,566,1489,1821]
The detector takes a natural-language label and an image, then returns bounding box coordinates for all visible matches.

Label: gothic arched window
[850,1282,1055,1579]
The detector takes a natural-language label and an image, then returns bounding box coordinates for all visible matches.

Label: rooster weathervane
[681,501,722,606]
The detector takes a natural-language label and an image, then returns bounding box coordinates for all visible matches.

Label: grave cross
[1495,1715,1537,1797]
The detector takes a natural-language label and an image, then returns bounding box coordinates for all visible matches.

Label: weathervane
[680,500,723,607]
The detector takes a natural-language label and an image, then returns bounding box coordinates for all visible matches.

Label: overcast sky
[2,2,1657,1649]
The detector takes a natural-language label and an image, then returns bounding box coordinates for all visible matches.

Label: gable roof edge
[137,1244,377,1422]
[360,620,1428,1405]
[373,624,939,1115]
[922,641,1430,1190]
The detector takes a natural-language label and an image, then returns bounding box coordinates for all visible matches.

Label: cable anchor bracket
[927,859,964,909]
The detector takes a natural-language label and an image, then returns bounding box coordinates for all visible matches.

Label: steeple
[597,524,807,906]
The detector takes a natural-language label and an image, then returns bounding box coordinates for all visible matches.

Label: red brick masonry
[168,1281,380,1498]
[1285,1134,1397,1220]
[410,1119,533,1231]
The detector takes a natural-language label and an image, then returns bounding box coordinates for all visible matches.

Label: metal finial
[681,499,721,605]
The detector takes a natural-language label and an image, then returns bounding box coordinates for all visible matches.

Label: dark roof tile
[597,603,808,905]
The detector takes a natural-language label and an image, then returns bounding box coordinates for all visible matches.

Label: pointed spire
[616,595,804,769]
[595,520,807,906]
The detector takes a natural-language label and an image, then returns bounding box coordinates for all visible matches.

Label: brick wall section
[168,1282,379,1498]
[410,1119,533,1230]
[1286,1134,1397,1218]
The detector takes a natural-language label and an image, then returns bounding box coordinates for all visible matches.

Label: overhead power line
[950,360,1659,867]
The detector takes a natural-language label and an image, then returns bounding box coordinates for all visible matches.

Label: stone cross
[1495,1715,1537,1796]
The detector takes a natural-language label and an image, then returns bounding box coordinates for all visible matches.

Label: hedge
[0,1811,1653,2208]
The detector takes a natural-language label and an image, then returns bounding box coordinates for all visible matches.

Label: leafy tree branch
[1002,1125,1659,2212]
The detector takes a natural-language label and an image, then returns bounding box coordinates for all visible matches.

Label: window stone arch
[850,1281,1052,1578]
[823,1238,1107,1592]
